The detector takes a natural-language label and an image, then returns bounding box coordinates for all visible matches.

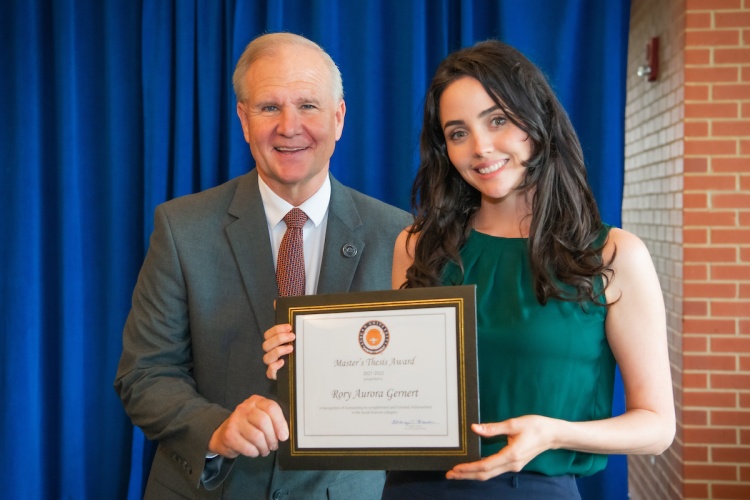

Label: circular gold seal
[359,320,389,355]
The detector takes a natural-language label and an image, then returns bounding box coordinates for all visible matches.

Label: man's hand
[262,324,295,380]
[208,395,289,458]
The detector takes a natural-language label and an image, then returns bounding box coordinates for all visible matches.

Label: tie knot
[283,208,308,229]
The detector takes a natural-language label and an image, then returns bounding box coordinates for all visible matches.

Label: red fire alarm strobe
[637,37,659,82]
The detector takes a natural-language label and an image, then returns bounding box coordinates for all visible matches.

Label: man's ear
[334,100,346,141]
[236,102,251,144]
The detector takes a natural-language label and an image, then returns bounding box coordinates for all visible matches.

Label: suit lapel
[317,176,364,294]
[225,171,277,333]
[225,172,363,323]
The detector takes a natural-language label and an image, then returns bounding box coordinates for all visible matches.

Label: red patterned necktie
[276,208,309,297]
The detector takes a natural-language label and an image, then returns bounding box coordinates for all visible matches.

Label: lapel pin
[342,244,358,258]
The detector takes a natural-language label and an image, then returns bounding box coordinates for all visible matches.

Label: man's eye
[262,105,278,112]
[301,104,316,110]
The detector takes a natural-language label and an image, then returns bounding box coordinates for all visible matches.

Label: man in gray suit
[115,32,411,499]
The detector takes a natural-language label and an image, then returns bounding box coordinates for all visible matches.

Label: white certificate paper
[296,307,458,448]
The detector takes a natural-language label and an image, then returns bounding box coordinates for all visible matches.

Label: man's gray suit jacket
[115,170,412,499]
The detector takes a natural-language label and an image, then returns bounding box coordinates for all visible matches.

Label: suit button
[272,489,287,499]
[342,243,358,258]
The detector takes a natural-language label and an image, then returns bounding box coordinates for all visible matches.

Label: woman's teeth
[478,160,505,174]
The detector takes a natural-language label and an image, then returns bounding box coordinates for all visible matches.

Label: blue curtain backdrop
[0,0,629,498]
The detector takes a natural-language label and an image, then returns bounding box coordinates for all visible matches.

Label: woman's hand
[262,324,295,380]
[446,415,557,481]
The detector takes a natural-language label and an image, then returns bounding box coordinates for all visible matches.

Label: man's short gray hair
[232,32,344,103]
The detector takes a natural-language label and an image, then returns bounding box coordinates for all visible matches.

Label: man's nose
[277,107,301,136]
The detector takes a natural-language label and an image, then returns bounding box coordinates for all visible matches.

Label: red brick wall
[683,0,750,498]
[626,0,750,499]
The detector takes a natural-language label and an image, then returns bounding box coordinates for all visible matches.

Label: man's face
[236,45,345,205]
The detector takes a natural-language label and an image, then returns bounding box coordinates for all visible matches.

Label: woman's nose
[472,132,493,157]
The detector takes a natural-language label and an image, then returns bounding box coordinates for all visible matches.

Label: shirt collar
[258,174,331,229]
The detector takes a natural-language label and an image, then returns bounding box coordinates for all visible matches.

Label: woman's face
[439,77,531,203]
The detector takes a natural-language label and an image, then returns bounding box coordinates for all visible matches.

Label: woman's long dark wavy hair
[405,40,612,305]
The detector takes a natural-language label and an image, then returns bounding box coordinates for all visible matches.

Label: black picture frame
[275,285,479,470]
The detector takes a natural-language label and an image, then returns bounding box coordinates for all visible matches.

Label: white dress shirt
[258,175,330,296]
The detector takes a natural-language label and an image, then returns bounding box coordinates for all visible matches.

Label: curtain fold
[1,1,144,498]
[0,1,629,498]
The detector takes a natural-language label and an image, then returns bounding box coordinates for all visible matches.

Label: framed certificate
[275,285,479,470]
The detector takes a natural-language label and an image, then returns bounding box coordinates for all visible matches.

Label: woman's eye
[449,130,466,141]
[491,116,506,126]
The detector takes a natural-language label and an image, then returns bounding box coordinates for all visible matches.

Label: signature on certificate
[391,419,437,425]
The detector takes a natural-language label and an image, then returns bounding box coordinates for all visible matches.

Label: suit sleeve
[114,204,233,488]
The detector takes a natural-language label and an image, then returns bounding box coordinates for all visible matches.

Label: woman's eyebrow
[443,119,465,130]
[478,105,501,118]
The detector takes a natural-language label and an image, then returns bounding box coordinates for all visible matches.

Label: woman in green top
[384,40,675,498]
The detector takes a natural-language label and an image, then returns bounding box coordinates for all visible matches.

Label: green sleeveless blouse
[443,229,615,477]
